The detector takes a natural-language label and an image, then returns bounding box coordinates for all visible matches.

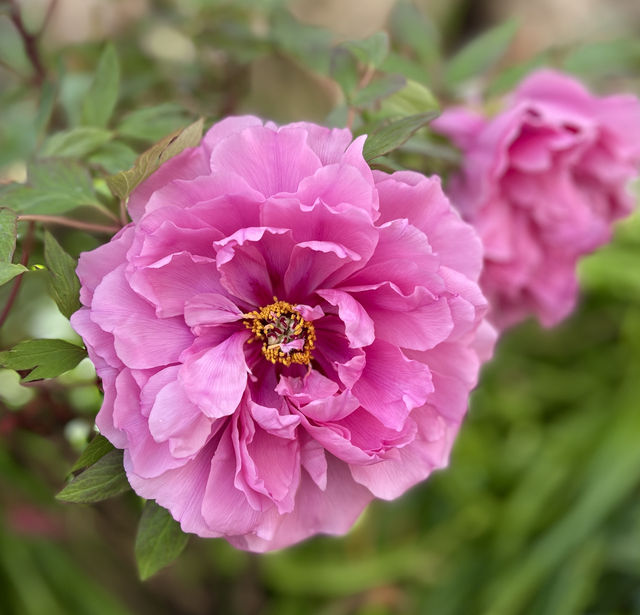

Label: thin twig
[38,0,59,37]
[8,0,47,86]
[0,221,35,329]
[16,215,120,235]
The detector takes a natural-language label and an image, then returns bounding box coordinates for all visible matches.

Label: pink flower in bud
[71,117,494,551]
[434,70,640,329]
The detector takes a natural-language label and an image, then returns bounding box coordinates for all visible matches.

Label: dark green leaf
[88,141,138,174]
[362,112,440,161]
[41,127,113,159]
[71,434,115,472]
[342,32,389,68]
[135,500,189,581]
[82,43,120,128]
[44,231,81,318]
[0,161,98,215]
[352,74,406,108]
[0,339,87,382]
[106,118,204,200]
[117,104,191,142]
[56,450,130,503]
[445,20,518,88]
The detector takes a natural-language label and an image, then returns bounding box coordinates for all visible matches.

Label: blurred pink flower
[71,117,494,552]
[434,70,640,329]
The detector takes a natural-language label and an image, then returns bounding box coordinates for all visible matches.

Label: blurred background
[1,1,640,613]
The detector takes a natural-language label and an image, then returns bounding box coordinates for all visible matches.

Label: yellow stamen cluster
[244,298,316,366]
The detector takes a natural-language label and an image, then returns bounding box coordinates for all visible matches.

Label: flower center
[244,298,316,366]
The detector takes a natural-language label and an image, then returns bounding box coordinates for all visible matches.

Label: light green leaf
[0,339,87,382]
[378,79,439,118]
[82,43,120,128]
[56,450,130,503]
[445,20,518,88]
[135,500,189,581]
[106,118,204,200]
[343,32,389,68]
[390,2,440,65]
[42,127,113,159]
[362,112,439,161]
[71,434,115,472]
[0,262,28,286]
[117,104,191,142]
[44,231,81,319]
[563,39,640,79]
[0,161,98,215]
[352,74,406,108]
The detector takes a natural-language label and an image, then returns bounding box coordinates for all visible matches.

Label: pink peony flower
[433,69,640,329]
[71,116,494,552]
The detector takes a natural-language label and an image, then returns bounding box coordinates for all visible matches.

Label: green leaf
[44,232,81,319]
[0,262,28,286]
[41,127,113,159]
[0,208,28,286]
[390,2,440,66]
[0,161,98,215]
[106,118,204,200]
[487,51,552,96]
[330,48,360,98]
[82,43,120,128]
[135,500,189,581]
[342,32,390,68]
[56,449,130,503]
[362,112,440,161]
[0,339,87,382]
[352,74,406,108]
[71,434,115,472]
[378,79,439,118]
[117,104,191,142]
[444,20,518,88]
[0,207,20,263]
[563,39,640,79]
[88,141,138,174]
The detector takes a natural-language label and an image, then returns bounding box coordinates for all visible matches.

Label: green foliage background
[1,1,640,613]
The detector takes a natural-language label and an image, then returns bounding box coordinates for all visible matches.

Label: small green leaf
[42,127,113,159]
[0,263,28,286]
[362,112,440,162]
[343,32,390,68]
[378,79,439,118]
[0,339,87,382]
[0,207,20,263]
[563,39,640,79]
[57,449,130,503]
[71,434,115,472]
[117,104,191,142]
[330,48,360,98]
[444,20,518,88]
[390,2,440,66]
[44,232,81,319]
[135,500,190,581]
[106,118,204,200]
[82,43,120,128]
[88,141,138,174]
[352,74,406,108]
[0,161,98,215]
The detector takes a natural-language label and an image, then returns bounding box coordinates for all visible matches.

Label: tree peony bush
[70,117,495,551]
[434,70,640,329]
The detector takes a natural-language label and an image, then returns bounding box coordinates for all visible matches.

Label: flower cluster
[434,70,640,329]
[72,117,494,551]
